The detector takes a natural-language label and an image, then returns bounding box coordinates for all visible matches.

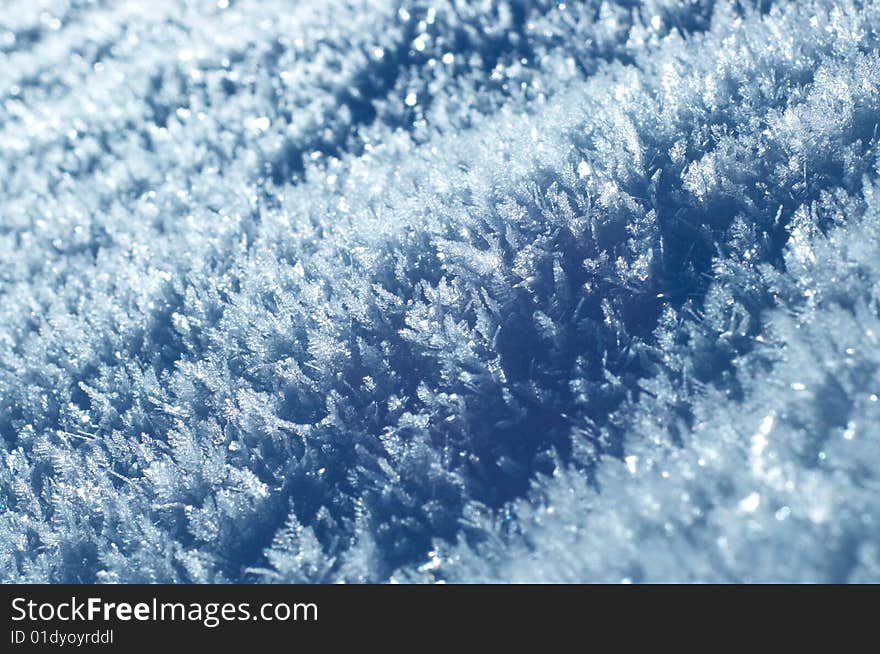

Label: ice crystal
[1,0,879,583]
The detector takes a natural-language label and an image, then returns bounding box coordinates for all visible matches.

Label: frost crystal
[1,0,880,583]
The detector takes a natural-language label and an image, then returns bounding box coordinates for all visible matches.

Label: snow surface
[1,0,879,583]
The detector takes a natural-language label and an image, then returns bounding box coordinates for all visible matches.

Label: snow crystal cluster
[1,0,879,583]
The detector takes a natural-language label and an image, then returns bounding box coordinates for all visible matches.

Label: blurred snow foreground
[1,0,880,584]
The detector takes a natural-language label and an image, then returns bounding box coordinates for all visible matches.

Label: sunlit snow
[1,0,879,583]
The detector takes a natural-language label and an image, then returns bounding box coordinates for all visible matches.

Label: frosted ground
[1,0,879,583]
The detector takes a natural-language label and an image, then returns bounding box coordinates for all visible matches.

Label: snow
[1,0,879,583]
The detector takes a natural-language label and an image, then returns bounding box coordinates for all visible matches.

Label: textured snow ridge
[1,1,879,583]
